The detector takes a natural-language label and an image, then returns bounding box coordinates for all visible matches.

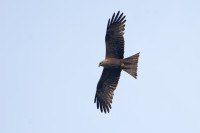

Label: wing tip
[107,11,126,27]
[94,97,112,114]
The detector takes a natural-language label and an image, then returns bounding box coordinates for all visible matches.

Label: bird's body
[94,11,140,113]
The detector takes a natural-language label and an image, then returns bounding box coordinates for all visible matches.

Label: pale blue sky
[1,0,200,133]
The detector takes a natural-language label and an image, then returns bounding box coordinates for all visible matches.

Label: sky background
[0,0,200,133]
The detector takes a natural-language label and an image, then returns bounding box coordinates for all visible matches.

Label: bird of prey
[94,11,140,113]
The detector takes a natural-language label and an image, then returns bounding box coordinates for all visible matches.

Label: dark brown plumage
[94,11,139,113]
[94,68,121,113]
[105,11,126,59]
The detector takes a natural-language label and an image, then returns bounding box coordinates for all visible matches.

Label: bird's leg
[121,63,125,67]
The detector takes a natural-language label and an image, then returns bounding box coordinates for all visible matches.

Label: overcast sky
[1,0,200,133]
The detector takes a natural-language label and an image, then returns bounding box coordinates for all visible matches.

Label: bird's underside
[94,11,140,113]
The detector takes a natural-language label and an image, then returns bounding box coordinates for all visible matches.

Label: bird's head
[98,60,107,67]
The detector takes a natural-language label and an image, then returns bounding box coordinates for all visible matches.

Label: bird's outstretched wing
[105,11,126,59]
[94,68,121,113]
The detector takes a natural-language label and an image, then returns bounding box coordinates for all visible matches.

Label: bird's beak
[98,64,100,67]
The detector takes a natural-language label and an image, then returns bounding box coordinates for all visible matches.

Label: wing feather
[110,12,115,24]
[113,11,120,22]
[107,19,110,27]
[116,13,123,22]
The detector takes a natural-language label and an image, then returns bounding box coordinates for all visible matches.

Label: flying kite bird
[94,11,140,113]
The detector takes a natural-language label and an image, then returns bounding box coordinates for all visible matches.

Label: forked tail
[122,52,140,79]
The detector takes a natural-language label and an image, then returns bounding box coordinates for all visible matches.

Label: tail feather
[122,52,140,79]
